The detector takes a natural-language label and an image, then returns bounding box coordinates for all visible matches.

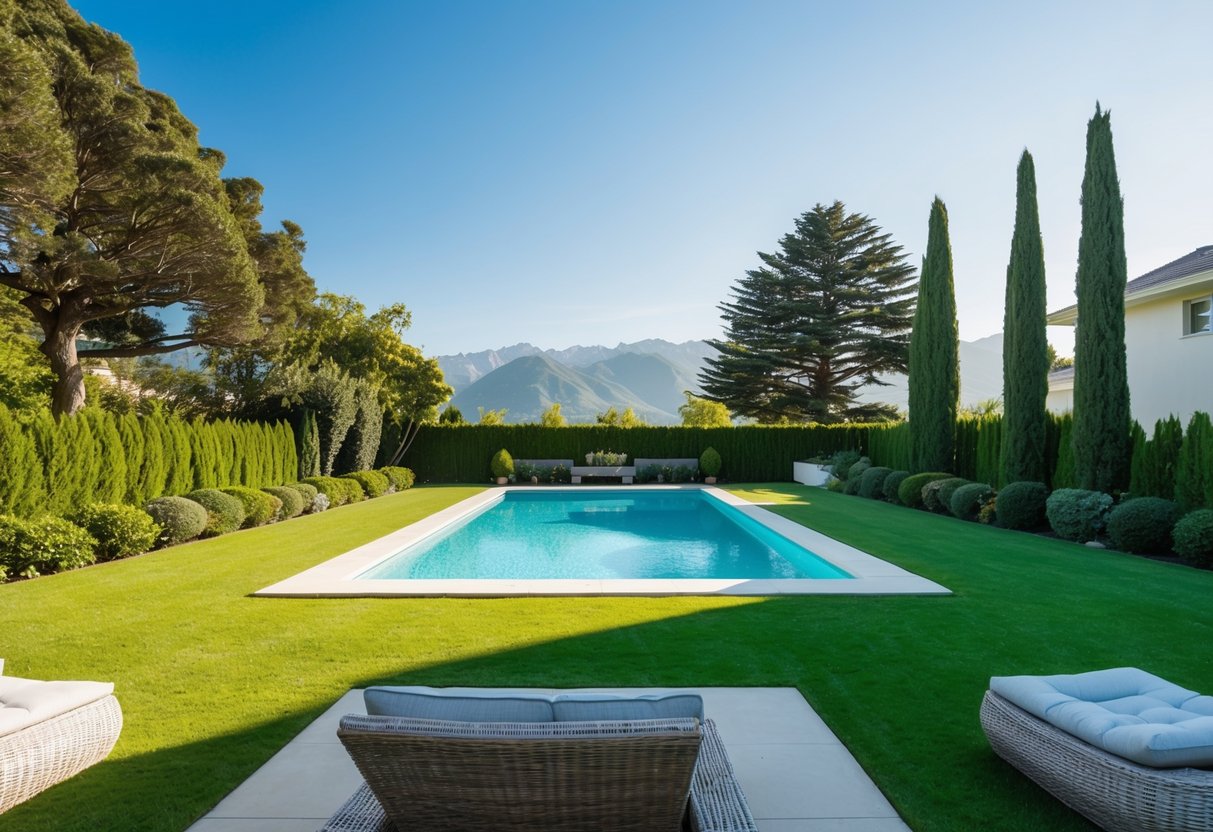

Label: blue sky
[74,1,1213,357]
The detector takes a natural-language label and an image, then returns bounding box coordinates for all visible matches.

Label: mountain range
[435,335,1005,424]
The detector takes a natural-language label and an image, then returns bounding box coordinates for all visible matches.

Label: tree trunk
[42,321,87,416]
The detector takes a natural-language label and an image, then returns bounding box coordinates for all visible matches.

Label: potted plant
[699,447,722,484]
[490,449,514,485]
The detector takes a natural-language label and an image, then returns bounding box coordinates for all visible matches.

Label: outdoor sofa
[981,667,1213,832]
[321,687,757,832]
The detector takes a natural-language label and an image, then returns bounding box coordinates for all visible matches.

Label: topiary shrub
[1173,509,1213,566]
[883,471,910,502]
[950,483,994,521]
[1106,497,1179,555]
[0,515,97,579]
[70,504,161,561]
[186,489,246,537]
[286,482,320,512]
[220,487,281,528]
[923,477,967,513]
[1046,488,1113,543]
[490,449,514,480]
[301,476,356,507]
[342,470,390,498]
[898,472,952,508]
[846,457,872,484]
[858,467,893,499]
[378,466,415,492]
[145,496,208,546]
[699,447,722,479]
[828,449,862,480]
[262,486,305,520]
[996,481,1049,531]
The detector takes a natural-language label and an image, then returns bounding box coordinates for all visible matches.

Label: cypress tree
[908,198,959,472]
[1000,150,1050,485]
[1052,415,1076,489]
[0,404,43,516]
[280,421,299,485]
[227,420,244,486]
[88,410,127,504]
[165,415,194,495]
[1130,417,1183,499]
[1176,412,1212,511]
[118,412,146,505]
[1072,105,1132,493]
[141,411,169,502]
[263,422,279,486]
[189,419,212,489]
[299,409,321,478]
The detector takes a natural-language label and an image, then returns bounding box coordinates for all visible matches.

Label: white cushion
[991,667,1213,768]
[0,676,114,738]
[364,686,555,722]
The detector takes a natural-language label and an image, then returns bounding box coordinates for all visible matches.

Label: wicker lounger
[321,716,757,832]
[0,694,123,813]
[980,689,1213,832]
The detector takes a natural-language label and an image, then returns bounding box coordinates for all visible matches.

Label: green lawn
[2,484,1211,832]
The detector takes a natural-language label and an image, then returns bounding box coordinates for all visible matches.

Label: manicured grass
[3,484,1211,831]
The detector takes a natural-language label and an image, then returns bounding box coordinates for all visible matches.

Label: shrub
[996,481,1049,531]
[883,471,910,502]
[186,489,246,537]
[828,449,861,480]
[220,486,281,528]
[311,492,331,513]
[1046,488,1113,543]
[0,515,97,579]
[699,447,722,478]
[490,449,514,479]
[1106,497,1179,555]
[950,483,994,521]
[898,472,952,508]
[549,464,571,484]
[924,478,967,513]
[826,477,845,493]
[286,481,318,503]
[1173,509,1213,566]
[858,467,893,500]
[70,504,161,561]
[378,466,415,492]
[978,496,998,524]
[145,496,208,546]
[846,457,872,484]
[301,476,362,507]
[342,470,390,499]
[637,464,663,484]
[263,486,305,520]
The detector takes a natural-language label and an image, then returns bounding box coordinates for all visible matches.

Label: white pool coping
[254,485,950,597]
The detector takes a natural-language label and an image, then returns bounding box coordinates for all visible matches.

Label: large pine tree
[999,151,1050,485]
[699,201,916,423]
[908,198,959,472]
[1072,105,1132,493]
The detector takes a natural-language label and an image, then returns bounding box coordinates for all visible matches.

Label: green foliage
[299,409,321,478]
[1001,151,1050,485]
[898,472,953,509]
[285,482,318,501]
[699,447,722,477]
[1050,413,1076,490]
[539,403,568,428]
[883,471,911,502]
[858,466,892,499]
[1106,497,1178,555]
[596,406,646,427]
[0,403,43,515]
[950,482,994,521]
[144,496,209,547]
[300,476,362,506]
[490,448,515,479]
[1173,510,1213,566]
[69,504,160,561]
[0,515,96,579]
[1176,412,1213,512]
[846,458,872,483]
[187,489,246,537]
[220,487,280,528]
[378,467,415,492]
[335,381,383,475]
[438,406,465,424]
[829,449,863,480]
[1130,416,1184,499]
[924,477,968,513]
[995,481,1049,531]
[909,198,959,472]
[866,422,912,471]
[262,487,304,520]
[0,289,52,413]
[1045,488,1113,543]
[700,201,915,423]
[342,470,390,499]
[679,392,731,427]
[1072,105,1132,493]
[479,407,508,425]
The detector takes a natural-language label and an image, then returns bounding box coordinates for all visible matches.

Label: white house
[1046,245,1213,427]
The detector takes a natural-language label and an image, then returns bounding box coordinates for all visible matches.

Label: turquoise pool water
[359,490,852,580]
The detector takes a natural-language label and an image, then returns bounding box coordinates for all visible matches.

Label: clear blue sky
[73,0,1213,357]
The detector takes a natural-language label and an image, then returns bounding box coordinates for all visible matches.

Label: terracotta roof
[1124,245,1213,295]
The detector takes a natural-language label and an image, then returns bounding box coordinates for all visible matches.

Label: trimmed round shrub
[378,467,415,492]
[699,447,722,478]
[858,467,893,500]
[923,477,967,513]
[846,457,872,485]
[828,449,862,480]
[187,489,246,537]
[1046,488,1113,543]
[0,515,97,579]
[70,504,161,561]
[145,496,208,546]
[220,487,281,528]
[950,483,994,522]
[898,472,952,509]
[883,471,911,502]
[1174,509,1213,566]
[342,470,390,499]
[287,481,319,502]
[301,476,358,507]
[1107,497,1179,555]
[262,486,305,520]
[490,448,514,479]
[996,482,1049,531]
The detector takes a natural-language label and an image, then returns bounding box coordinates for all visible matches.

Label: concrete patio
[186,687,910,832]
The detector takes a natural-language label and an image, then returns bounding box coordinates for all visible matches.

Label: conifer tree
[299,410,321,479]
[1051,415,1076,489]
[140,412,169,502]
[280,421,299,484]
[1176,412,1212,511]
[189,420,212,489]
[165,416,194,495]
[1000,151,1050,485]
[908,198,960,471]
[0,404,42,516]
[118,412,146,505]
[1072,105,1132,492]
[88,410,127,503]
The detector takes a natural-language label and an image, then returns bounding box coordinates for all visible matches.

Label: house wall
[1045,383,1072,414]
[1125,294,1213,426]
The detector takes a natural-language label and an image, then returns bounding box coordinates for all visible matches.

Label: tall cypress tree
[299,410,321,479]
[1072,105,1131,492]
[1000,151,1050,485]
[908,198,959,472]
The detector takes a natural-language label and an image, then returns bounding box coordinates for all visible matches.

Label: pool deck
[186,686,911,832]
[254,486,950,597]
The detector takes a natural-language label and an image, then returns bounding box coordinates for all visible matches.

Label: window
[1186,296,1212,335]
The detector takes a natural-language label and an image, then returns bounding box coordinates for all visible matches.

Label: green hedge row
[0,405,298,518]
[403,424,873,483]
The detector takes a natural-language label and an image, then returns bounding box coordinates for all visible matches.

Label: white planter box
[792,461,831,487]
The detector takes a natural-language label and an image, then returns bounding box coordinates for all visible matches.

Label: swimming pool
[359,490,851,580]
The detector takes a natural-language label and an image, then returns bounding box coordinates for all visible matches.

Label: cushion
[991,667,1213,768]
[0,676,114,738]
[551,693,704,723]
[364,686,554,722]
